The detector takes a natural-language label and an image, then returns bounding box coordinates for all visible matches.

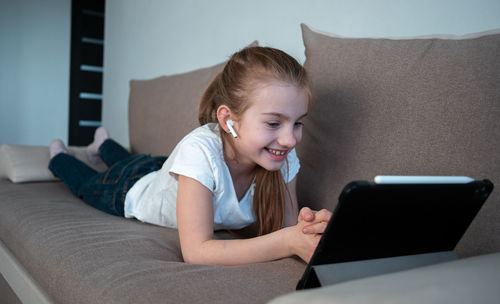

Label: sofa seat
[0,179,305,304]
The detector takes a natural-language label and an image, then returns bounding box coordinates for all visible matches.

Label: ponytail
[253,167,288,236]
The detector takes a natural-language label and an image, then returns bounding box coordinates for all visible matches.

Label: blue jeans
[49,139,167,216]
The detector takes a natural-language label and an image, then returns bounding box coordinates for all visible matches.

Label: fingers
[314,209,332,223]
[298,208,332,224]
[299,208,332,234]
[302,221,328,234]
[298,207,314,222]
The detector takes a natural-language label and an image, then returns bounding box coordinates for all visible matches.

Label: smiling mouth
[266,148,287,156]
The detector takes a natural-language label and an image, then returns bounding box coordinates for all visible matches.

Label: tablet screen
[311,179,492,266]
[297,179,493,289]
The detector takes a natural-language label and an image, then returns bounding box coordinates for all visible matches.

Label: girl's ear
[216,105,233,134]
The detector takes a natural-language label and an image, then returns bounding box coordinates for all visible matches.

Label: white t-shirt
[124,123,300,230]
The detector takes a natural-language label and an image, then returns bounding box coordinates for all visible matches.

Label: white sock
[49,139,70,159]
[86,127,110,164]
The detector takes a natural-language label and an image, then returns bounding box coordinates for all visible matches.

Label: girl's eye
[266,121,280,128]
[294,121,304,128]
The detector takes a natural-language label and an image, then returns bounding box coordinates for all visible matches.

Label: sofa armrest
[269,253,500,304]
[0,144,106,183]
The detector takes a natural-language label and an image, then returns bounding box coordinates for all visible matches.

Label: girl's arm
[176,175,320,265]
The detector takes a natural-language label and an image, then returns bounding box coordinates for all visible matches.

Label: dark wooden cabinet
[68,0,105,145]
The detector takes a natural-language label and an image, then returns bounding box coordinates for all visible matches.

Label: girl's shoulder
[173,123,223,159]
[164,123,224,191]
[189,123,220,138]
[182,123,221,147]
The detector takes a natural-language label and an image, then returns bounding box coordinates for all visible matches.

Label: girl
[49,46,332,265]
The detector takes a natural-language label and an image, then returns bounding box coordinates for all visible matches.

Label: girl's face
[231,82,309,172]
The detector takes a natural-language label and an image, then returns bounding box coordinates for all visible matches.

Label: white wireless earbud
[226,119,238,138]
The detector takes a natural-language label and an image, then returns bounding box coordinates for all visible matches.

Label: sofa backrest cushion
[297,24,500,256]
[129,62,225,156]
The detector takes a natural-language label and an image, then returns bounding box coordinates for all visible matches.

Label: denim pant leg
[49,153,98,197]
[78,154,167,217]
[98,139,132,167]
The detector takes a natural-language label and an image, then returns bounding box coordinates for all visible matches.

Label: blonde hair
[198,46,311,235]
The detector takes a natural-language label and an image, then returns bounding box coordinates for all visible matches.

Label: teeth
[268,149,285,156]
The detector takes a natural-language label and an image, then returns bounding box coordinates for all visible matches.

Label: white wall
[2,1,498,147]
[103,0,500,146]
[0,0,71,146]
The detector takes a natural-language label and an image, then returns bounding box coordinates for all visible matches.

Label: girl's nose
[277,127,297,148]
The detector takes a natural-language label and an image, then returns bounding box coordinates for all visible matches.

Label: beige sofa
[1,24,499,304]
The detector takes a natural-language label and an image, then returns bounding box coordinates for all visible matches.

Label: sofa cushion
[0,144,106,183]
[128,62,224,156]
[129,42,258,156]
[0,179,305,303]
[297,24,500,256]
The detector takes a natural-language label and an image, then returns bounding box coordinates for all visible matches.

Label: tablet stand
[307,251,458,288]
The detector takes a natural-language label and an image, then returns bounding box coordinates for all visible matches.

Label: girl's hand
[298,207,332,234]
[286,220,322,263]
[286,208,332,263]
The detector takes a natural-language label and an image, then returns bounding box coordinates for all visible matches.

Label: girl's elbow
[183,256,197,264]
[182,250,202,264]
[180,240,220,265]
[181,247,213,265]
[182,249,225,266]
[184,254,219,265]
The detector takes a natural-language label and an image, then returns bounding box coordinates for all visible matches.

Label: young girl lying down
[49,46,332,265]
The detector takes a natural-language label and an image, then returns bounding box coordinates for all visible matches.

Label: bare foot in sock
[87,127,110,164]
[49,139,71,159]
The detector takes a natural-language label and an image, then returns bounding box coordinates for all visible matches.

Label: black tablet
[296,177,494,289]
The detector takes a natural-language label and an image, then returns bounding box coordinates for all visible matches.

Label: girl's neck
[225,158,256,180]
[223,138,256,200]
[222,134,256,176]
[226,159,256,201]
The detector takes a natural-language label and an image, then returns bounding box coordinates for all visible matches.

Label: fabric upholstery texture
[297,24,500,257]
[0,179,304,303]
[128,62,225,157]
